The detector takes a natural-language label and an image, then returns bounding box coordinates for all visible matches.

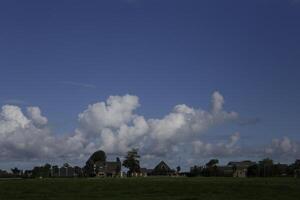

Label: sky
[0,0,300,170]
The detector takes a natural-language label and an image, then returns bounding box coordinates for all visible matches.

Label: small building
[151,161,175,176]
[139,168,153,177]
[105,161,121,177]
[233,167,247,178]
[217,166,234,177]
[228,160,256,178]
[94,158,121,177]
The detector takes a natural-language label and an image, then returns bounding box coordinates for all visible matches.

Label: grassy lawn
[0,177,299,200]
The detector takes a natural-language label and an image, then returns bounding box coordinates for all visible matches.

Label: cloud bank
[0,91,298,165]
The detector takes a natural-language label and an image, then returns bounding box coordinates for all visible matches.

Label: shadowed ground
[0,177,299,200]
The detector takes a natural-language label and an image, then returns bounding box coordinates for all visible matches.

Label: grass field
[0,177,299,200]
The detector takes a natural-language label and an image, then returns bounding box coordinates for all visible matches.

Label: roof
[218,166,234,175]
[153,161,172,172]
[218,166,234,171]
[94,160,120,173]
[227,161,256,168]
[140,168,153,173]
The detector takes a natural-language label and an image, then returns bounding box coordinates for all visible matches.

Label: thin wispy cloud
[238,117,261,126]
[60,81,96,89]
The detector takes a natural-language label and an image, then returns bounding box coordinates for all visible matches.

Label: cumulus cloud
[78,95,139,133]
[27,107,48,126]
[0,105,54,159]
[192,132,240,157]
[0,105,86,161]
[0,91,243,163]
[265,137,298,156]
[76,91,238,157]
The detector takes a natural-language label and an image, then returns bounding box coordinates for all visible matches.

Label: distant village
[1,149,300,179]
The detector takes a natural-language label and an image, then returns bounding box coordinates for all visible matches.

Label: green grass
[0,177,299,200]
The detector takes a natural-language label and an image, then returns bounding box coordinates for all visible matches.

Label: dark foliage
[122,148,140,176]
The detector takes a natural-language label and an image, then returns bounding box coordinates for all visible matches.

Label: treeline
[247,159,298,177]
[0,149,140,178]
[189,158,300,177]
[0,163,84,179]
[1,154,300,179]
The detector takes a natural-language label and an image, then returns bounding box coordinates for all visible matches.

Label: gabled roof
[153,161,172,172]
[140,168,153,173]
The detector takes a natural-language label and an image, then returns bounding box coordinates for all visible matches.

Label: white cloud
[0,91,270,164]
[78,95,139,134]
[0,105,30,130]
[192,132,240,157]
[76,91,238,157]
[265,136,298,156]
[0,105,86,161]
[27,107,48,126]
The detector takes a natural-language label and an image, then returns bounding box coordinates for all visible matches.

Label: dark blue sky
[0,0,300,161]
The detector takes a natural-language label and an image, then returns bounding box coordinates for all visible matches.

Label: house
[151,161,175,176]
[138,168,153,177]
[217,166,234,177]
[228,161,256,178]
[94,158,121,177]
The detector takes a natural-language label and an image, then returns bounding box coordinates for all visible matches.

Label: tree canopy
[206,159,219,168]
[89,150,107,163]
[84,150,107,176]
[122,148,140,176]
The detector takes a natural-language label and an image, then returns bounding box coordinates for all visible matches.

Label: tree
[122,148,140,176]
[247,164,259,177]
[63,163,70,168]
[11,167,21,176]
[116,157,121,175]
[89,150,106,163]
[259,158,274,177]
[42,163,52,177]
[190,165,203,177]
[294,159,300,169]
[176,166,181,173]
[84,150,107,176]
[259,158,273,166]
[206,159,219,168]
[205,159,219,176]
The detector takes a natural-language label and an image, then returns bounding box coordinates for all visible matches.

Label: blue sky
[0,0,300,169]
